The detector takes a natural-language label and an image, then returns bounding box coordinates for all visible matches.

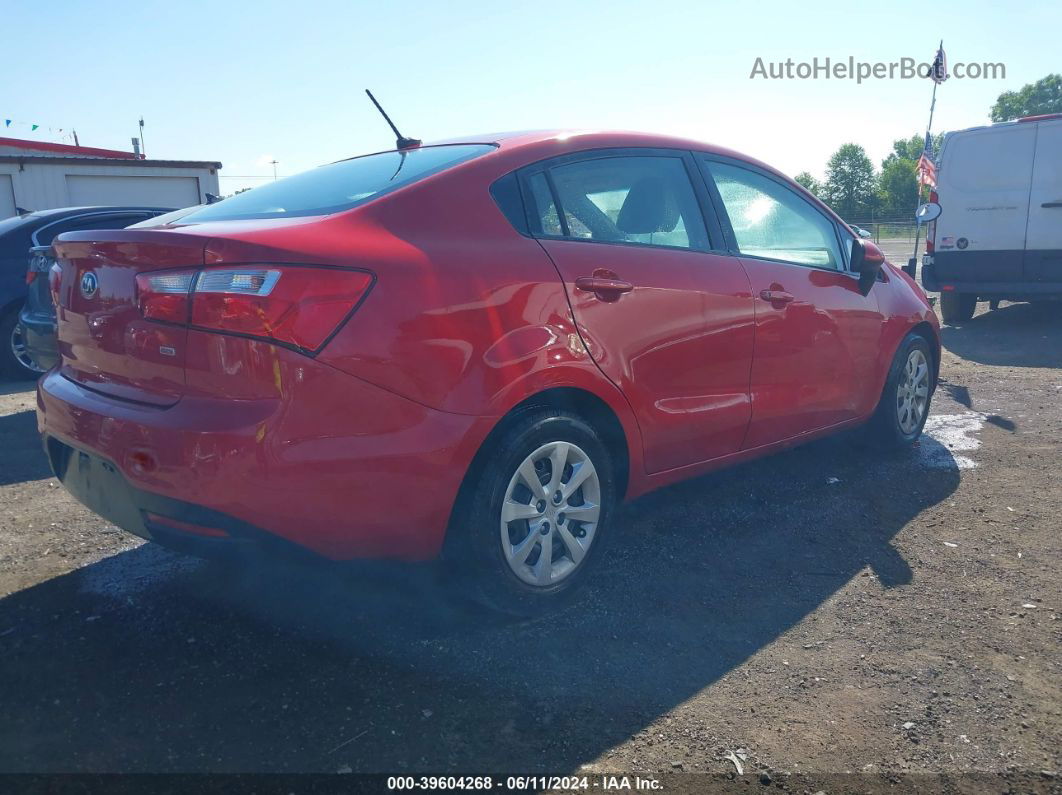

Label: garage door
[66,175,200,208]
[0,175,15,219]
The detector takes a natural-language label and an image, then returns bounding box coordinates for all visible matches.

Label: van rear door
[934,124,1036,284]
[1024,120,1062,284]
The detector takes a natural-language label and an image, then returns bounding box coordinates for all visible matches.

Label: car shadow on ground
[941,302,1062,368]
[0,427,961,773]
[0,409,54,486]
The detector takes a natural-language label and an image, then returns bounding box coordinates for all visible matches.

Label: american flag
[928,45,949,84]
[917,151,937,187]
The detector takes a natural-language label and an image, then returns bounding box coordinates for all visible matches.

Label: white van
[922,113,1062,322]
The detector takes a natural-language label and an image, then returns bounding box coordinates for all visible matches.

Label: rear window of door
[704,160,843,269]
[532,155,710,251]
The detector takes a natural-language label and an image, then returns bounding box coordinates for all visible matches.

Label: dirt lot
[0,299,1059,791]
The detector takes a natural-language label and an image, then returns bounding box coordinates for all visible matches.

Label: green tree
[878,158,919,216]
[882,133,941,167]
[876,133,941,216]
[991,74,1062,121]
[822,144,876,219]
[793,171,821,197]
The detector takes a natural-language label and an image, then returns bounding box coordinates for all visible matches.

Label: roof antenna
[365,90,421,150]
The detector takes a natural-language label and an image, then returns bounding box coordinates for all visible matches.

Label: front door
[524,152,756,473]
[701,158,883,449]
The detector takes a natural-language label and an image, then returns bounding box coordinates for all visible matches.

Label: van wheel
[447,410,616,616]
[868,333,934,448]
[940,292,976,324]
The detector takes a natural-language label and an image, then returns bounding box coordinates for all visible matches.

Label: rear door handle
[575,276,634,295]
[1042,201,1062,208]
[759,289,795,304]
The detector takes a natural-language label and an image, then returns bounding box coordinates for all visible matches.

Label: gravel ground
[0,300,1059,792]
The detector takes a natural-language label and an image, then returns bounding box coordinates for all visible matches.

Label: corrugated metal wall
[0,161,220,218]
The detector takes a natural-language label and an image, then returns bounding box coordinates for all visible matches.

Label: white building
[0,137,221,219]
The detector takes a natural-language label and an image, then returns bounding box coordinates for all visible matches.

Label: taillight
[136,270,196,323]
[925,190,939,254]
[48,263,62,307]
[135,265,372,353]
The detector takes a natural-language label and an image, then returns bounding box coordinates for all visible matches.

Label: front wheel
[447,410,616,615]
[868,333,934,448]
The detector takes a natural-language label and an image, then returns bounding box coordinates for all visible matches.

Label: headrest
[616,177,679,234]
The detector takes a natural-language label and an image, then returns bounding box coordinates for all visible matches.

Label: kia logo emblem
[79,271,99,299]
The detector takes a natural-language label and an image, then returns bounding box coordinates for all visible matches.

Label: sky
[4,0,1060,195]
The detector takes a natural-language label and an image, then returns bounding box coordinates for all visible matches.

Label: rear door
[700,157,883,448]
[524,150,756,474]
[1024,119,1062,283]
[934,125,1036,284]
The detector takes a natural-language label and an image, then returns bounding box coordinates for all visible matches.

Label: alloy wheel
[896,348,930,435]
[10,324,44,374]
[499,441,601,587]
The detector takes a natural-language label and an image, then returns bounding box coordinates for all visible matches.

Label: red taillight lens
[192,267,373,351]
[136,270,196,323]
[135,265,372,353]
[48,263,62,306]
[925,190,939,254]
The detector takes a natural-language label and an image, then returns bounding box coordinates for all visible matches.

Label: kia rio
[37,131,939,614]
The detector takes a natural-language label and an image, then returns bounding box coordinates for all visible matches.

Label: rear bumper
[923,253,1062,298]
[18,309,58,371]
[37,365,491,561]
[44,436,307,560]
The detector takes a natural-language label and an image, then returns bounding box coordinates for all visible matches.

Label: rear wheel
[448,410,616,615]
[868,333,934,447]
[940,291,976,324]
[0,310,45,380]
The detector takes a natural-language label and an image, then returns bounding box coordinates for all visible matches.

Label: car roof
[427,129,779,168]
[14,206,174,221]
[424,129,844,226]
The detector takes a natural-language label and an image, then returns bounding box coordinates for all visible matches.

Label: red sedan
[37,131,939,613]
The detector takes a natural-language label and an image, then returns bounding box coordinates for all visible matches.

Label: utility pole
[270,159,279,180]
[138,116,146,159]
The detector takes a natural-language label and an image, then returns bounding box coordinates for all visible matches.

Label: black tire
[445,409,617,616]
[0,309,42,380]
[868,332,935,448]
[940,291,976,324]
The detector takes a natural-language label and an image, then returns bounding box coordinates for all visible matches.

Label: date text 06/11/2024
[386,775,663,791]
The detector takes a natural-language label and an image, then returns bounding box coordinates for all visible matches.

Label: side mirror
[915,202,942,224]
[850,239,886,296]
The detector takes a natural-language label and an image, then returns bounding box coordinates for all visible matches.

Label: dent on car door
[525,151,756,474]
[700,157,883,448]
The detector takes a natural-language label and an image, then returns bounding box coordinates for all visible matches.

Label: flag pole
[910,40,943,276]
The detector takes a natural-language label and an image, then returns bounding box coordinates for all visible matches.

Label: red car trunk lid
[51,230,206,407]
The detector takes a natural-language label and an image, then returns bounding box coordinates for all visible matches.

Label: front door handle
[575,276,634,296]
[1042,201,1062,208]
[759,289,795,304]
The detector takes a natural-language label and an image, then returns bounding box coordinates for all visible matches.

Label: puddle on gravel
[921,411,987,470]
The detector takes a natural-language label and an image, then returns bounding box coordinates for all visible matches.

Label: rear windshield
[180,144,495,223]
